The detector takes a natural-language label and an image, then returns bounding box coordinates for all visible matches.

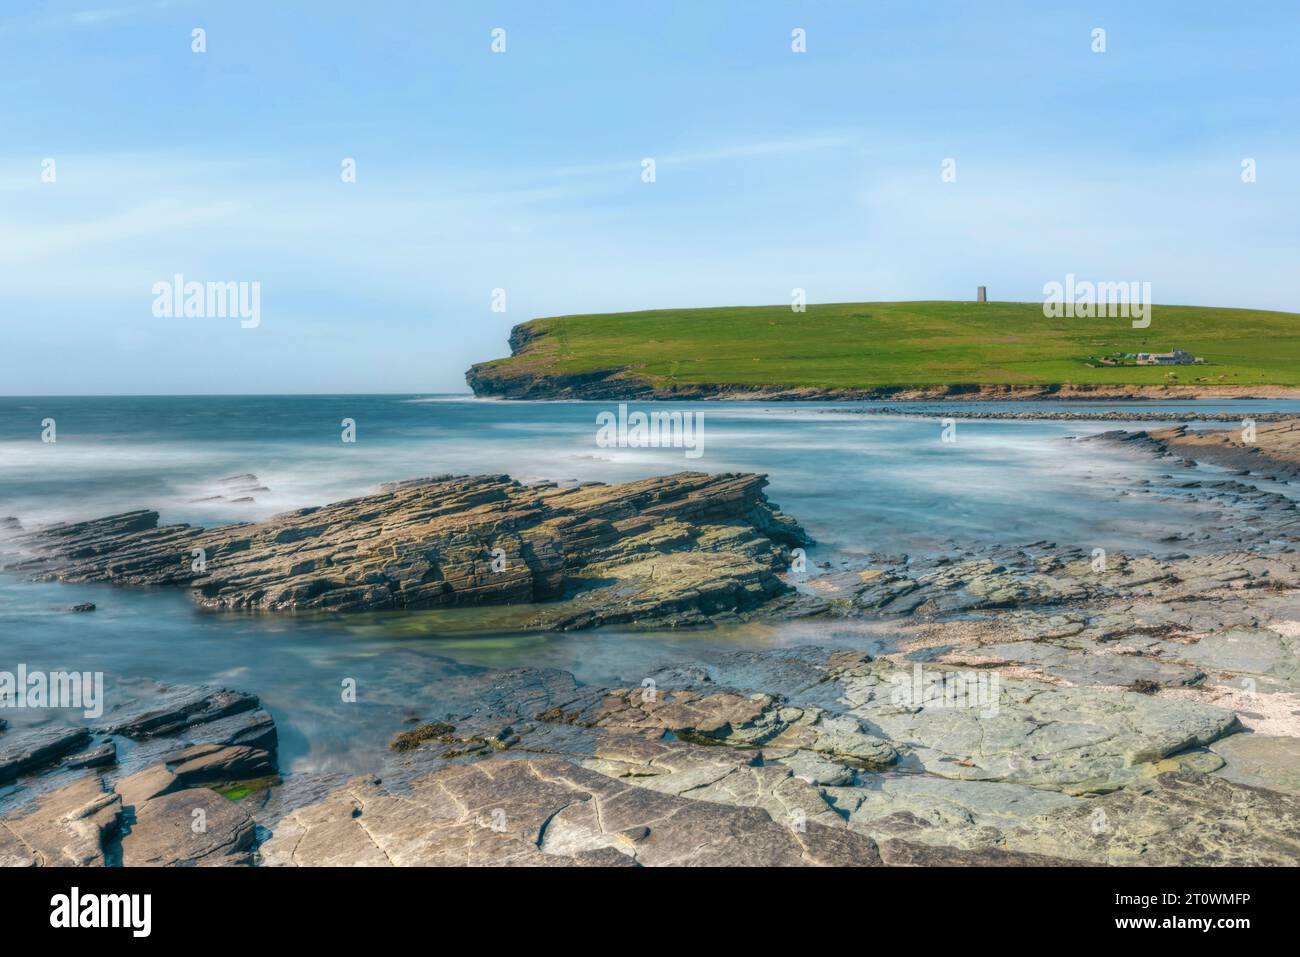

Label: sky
[2,0,1298,395]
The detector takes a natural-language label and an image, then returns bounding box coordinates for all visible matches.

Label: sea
[2,395,1295,778]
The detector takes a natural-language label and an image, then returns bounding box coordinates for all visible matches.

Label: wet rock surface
[257,602,1299,867]
[0,726,92,784]
[3,639,1299,866]
[1144,420,1300,479]
[252,419,1294,866]
[0,681,280,866]
[258,644,1296,866]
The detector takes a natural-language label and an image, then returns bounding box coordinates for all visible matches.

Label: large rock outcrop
[4,472,811,627]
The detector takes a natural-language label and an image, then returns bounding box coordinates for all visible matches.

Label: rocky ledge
[1138,419,1300,479]
[2,472,810,629]
[0,682,277,866]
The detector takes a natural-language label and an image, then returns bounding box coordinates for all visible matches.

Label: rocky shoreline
[466,368,1300,404]
[1135,420,1300,479]
[5,420,1300,866]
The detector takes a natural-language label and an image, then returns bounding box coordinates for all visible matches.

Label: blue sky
[2,0,1297,394]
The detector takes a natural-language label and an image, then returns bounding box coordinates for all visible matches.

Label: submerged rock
[5,640,1298,867]
[101,685,262,739]
[65,741,116,770]
[0,726,92,783]
[259,642,1285,865]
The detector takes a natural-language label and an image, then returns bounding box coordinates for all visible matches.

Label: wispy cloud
[8,0,189,33]
[64,7,138,26]
[543,133,857,181]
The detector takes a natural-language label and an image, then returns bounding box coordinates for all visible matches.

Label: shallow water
[1,395,1295,775]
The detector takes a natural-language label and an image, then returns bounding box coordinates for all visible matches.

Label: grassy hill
[466,301,1300,399]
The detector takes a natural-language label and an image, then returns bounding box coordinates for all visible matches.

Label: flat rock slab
[832,660,1239,793]
[115,744,275,808]
[262,757,882,867]
[878,840,1080,866]
[577,733,844,831]
[0,774,120,866]
[0,678,283,856]
[1211,733,1300,795]
[1007,769,1300,865]
[541,685,898,768]
[121,788,257,866]
[938,640,1206,689]
[1144,421,1300,480]
[1178,627,1300,685]
[825,773,1078,849]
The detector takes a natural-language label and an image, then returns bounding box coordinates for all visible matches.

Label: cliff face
[466,321,655,399]
[466,360,654,400]
[5,472,812,629]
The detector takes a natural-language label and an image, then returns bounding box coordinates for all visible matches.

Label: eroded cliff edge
[466,319,1300,401]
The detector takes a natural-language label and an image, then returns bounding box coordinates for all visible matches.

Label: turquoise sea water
[2,395,1296,776]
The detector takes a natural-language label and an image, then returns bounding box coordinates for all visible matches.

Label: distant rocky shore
[5,420,1300,866]
[465,368,1300,403]
[833,408,1294,422]
[465,310,1300,402]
